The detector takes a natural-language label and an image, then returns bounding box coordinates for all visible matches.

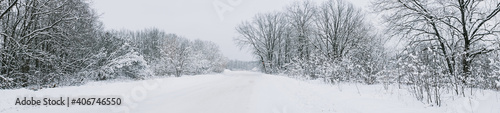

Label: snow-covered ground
[1,71,499,113]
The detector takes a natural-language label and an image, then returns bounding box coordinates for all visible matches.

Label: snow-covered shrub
[150,60,171,76]
[396,49,448,106]
[155,37,227,77]
[0,75,13,89]
[489,58,500,90]
[98,43,151,80]
[376,69,397,90]
[283,57,306,78]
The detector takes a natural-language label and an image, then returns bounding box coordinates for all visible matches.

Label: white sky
[90,0,375,61]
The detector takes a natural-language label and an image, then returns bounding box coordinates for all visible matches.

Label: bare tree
[162,34,192,77]
[374,0,500,91]
[314,0,369,61]
[235,12,289,74]
[235,0,381,80]
[286,0,316,61]
[1,0,101,88]
[190,39,227,74]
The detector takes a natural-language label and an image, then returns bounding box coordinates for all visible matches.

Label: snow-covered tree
[0,0,102,88]
[97,43,151,80]
[374,0,500,91]
[190,39,227,74]
[235,0,384,83]
[235,12,290,74]
[0,0,228,89]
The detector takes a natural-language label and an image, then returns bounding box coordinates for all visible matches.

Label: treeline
[236,0,500,106]
[110,29,227,77]
[226,60,259,71]
[235,0,386,82]
[0,0,227,89]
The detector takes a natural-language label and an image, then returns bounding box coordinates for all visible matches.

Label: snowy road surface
[1,71,499,113]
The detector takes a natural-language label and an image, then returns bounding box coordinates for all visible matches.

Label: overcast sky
[90,0,374,61]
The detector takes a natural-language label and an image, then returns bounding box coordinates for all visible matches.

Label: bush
[97,43,151,80]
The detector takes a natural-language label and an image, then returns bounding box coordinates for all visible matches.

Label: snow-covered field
[1,71,499,113]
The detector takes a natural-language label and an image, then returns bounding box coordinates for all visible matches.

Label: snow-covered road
[133,71,258,113]
[131,71,335,113]
[1,71,499,113]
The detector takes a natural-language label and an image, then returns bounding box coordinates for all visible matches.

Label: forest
[234,0,500,106]
[0,0,227,89]
[1,0,499,107]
